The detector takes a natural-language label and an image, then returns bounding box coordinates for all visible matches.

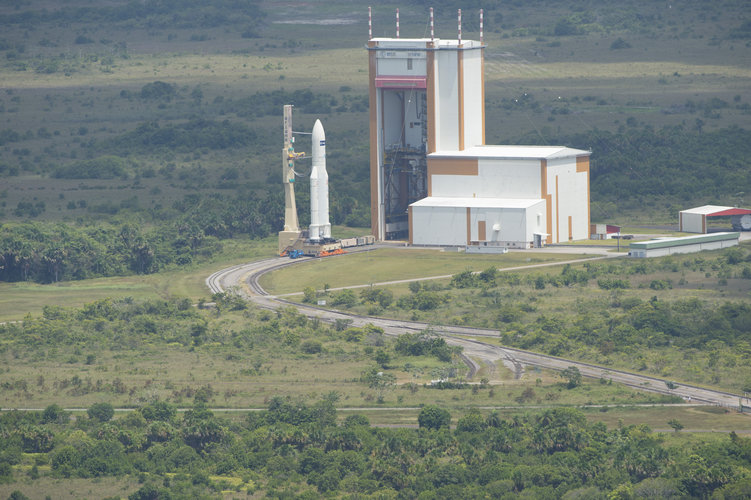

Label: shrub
[560,367,582,389]
[456,409,486,433]
[42,404,67,424]
[343,414,370,427]
[303,287,316,303]
[140,401,176,422]
[331,289,357,308]
[301,340,322,354]
[418,405,451,430]
[610,37,632,49]
[87,402,114,422]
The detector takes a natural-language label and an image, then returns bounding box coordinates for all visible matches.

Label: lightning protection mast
[278,104,302,253]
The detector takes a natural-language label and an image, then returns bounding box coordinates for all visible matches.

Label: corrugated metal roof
[709,208,751,216]
[410,197,544,209]
[370,38,483,49]
[680,205,735,215]
[429,145,590,160]
[629,232,740,250]
[680,205,751,216]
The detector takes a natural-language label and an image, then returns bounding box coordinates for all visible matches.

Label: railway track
[207,256,750,410]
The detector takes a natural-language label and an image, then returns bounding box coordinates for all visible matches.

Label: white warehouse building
[368,27,591,247]
[409,145,590,246]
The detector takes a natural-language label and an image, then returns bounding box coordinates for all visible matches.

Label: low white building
[408,145,590,247]
[409,197,546,248]
[628,232,740,258]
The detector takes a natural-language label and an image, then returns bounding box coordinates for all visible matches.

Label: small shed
[590,224,621,240]
[679,205,751,233]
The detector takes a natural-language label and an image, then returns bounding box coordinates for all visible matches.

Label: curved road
[207,253,749,410]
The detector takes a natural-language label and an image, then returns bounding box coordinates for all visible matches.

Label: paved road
[206,251,750,411]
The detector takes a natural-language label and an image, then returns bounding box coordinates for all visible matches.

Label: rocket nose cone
[312,119,325,141]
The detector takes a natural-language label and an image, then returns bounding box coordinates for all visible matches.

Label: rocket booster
[309,119,331,241]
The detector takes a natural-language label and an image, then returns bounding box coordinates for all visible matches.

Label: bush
[42,404,67,424]
[0,462,13,484]
[418,405,451,430]
[87,402,115,422]
[140,81,176,100]
[560,367,582,389]
[456,409,486,433]
[331,289,357,308]
[301,340,322,354]
[140,401,176,422]
[343,414,370,428]
[302,287,316,303]
[610,37,631,49]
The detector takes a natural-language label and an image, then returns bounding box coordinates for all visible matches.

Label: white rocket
[309,119,331,242]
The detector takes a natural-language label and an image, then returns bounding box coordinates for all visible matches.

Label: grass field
[260,247,599,294]
[357,405,751,433]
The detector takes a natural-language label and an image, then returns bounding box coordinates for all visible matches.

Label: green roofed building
[628,232,740,258]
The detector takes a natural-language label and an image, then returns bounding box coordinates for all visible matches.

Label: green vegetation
[519,126,751,215]
[2,397,751,499]
[0,242,749,497]
[260,248,594,294]
[285,244,751,393]
[1,0,751,497]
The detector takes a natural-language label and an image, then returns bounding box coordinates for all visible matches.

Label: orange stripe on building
[546,194,553,244]
[541,160,552,244]
[568,215,573,241]
[577,155,590,233]
[555,175,560,243]
[427,158,478,196]
[466,207,471,245]
[576,156,589,173]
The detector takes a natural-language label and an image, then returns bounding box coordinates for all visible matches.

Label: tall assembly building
[368,13,591,247]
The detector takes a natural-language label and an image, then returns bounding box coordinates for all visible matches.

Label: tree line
[0,0,266,30]
[2,397,750,498]
[516,125,751,206]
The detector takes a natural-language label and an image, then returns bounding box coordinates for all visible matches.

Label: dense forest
[2,397,751,499]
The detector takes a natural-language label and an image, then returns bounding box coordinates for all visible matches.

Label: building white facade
[410,197,546,247]
[368,35,590,247]
[409,146,590,246]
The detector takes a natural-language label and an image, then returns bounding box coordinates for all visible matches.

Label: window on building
[407,58,413,70]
